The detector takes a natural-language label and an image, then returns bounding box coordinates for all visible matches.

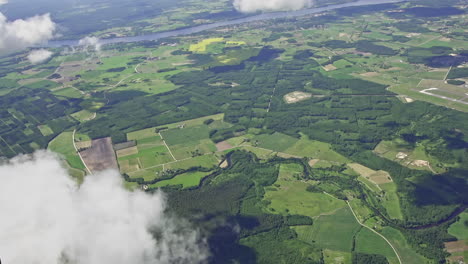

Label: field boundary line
[416,79,424,88]
[0,135,16,155]
[444,66,452,81]
[72,129,92,175]
[347,201,402,264]
[159,132,177,161]
[417,36,440,47]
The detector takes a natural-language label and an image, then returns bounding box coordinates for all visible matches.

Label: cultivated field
[80,137,119,172]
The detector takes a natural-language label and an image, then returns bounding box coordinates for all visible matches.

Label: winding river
[47,0,402,47]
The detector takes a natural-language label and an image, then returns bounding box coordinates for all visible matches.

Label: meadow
[47,131,86,180]
[264,163,345,217]
[295,207,360,252]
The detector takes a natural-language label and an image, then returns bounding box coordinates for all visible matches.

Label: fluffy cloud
[0,0,7,5]
[78,36,102,52]
[0,151,208,264]
[0,11,56,54]
[27,49,53,64]
[233,0,313,12]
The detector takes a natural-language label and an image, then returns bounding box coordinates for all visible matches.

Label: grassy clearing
[170,139,217,160]
[264,163,345,217]
[323,249,352,264]
[119,145,173,170]
[161,125,211,146]
[48,132,85,171]
[165,154,219,170]
[127,167,164,181]
[127,128,160,141]
[149,171,211,189]
[448,211,468,240]
[53,87,83,98]
[355,228,399,264]
[253,132,299,152]
[294,207,360,252]
[38,124,54,136]
[235,146,276,159]
[380,182,403,220]
[126,114,225,141]
[115,73,178,94]
[284,134,350,163]
[71,110,95,122]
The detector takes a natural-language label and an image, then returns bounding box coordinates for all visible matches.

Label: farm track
[347,201,403,264]
[72,129,92,175]
[158,132,177,161]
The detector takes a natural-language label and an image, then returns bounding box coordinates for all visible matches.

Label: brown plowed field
[80,137,119,172]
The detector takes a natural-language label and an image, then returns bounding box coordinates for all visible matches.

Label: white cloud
[0,12,56,54]
[78,36,102,52]
[0,0,7,5]
[0,151,208,264]
[28,49,53,64]
[233,0,313,12]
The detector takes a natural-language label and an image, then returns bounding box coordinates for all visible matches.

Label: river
[46,0,403,47]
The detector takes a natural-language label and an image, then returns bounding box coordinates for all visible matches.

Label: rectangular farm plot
[161,125,211,146]
[118,145,173,170]
[119,158,141,173]
[38,125,54,136]
[165,154,219,171]
[116,146,138,158]
[80,137,119,172]
[294,207,360,252]
[127,127,159,141]
[127,167,164,182]
[149,171,212,189]
[355,228,399,264]
[170,139,217,160]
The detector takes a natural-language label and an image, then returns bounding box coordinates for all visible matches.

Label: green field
[264,163,345,217]
[53,87,83,98]
[127,113,225,141]
[323,249,352,264]
[115,74,178,94]
[253,132,299,152]
[169,139,217,160]
[38,125,54,136]
[48,132,86,179]
[165,154,219,170]
[294,207,360,252]
[161,125,211,146]
[71,110,95,122]
[380,227,430,264]
[149,171,211,189]
[118,144,173,174]
[355,228,399,264]
[448,211,468,240]
[284,134,350,163]
[380,183,403,220]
